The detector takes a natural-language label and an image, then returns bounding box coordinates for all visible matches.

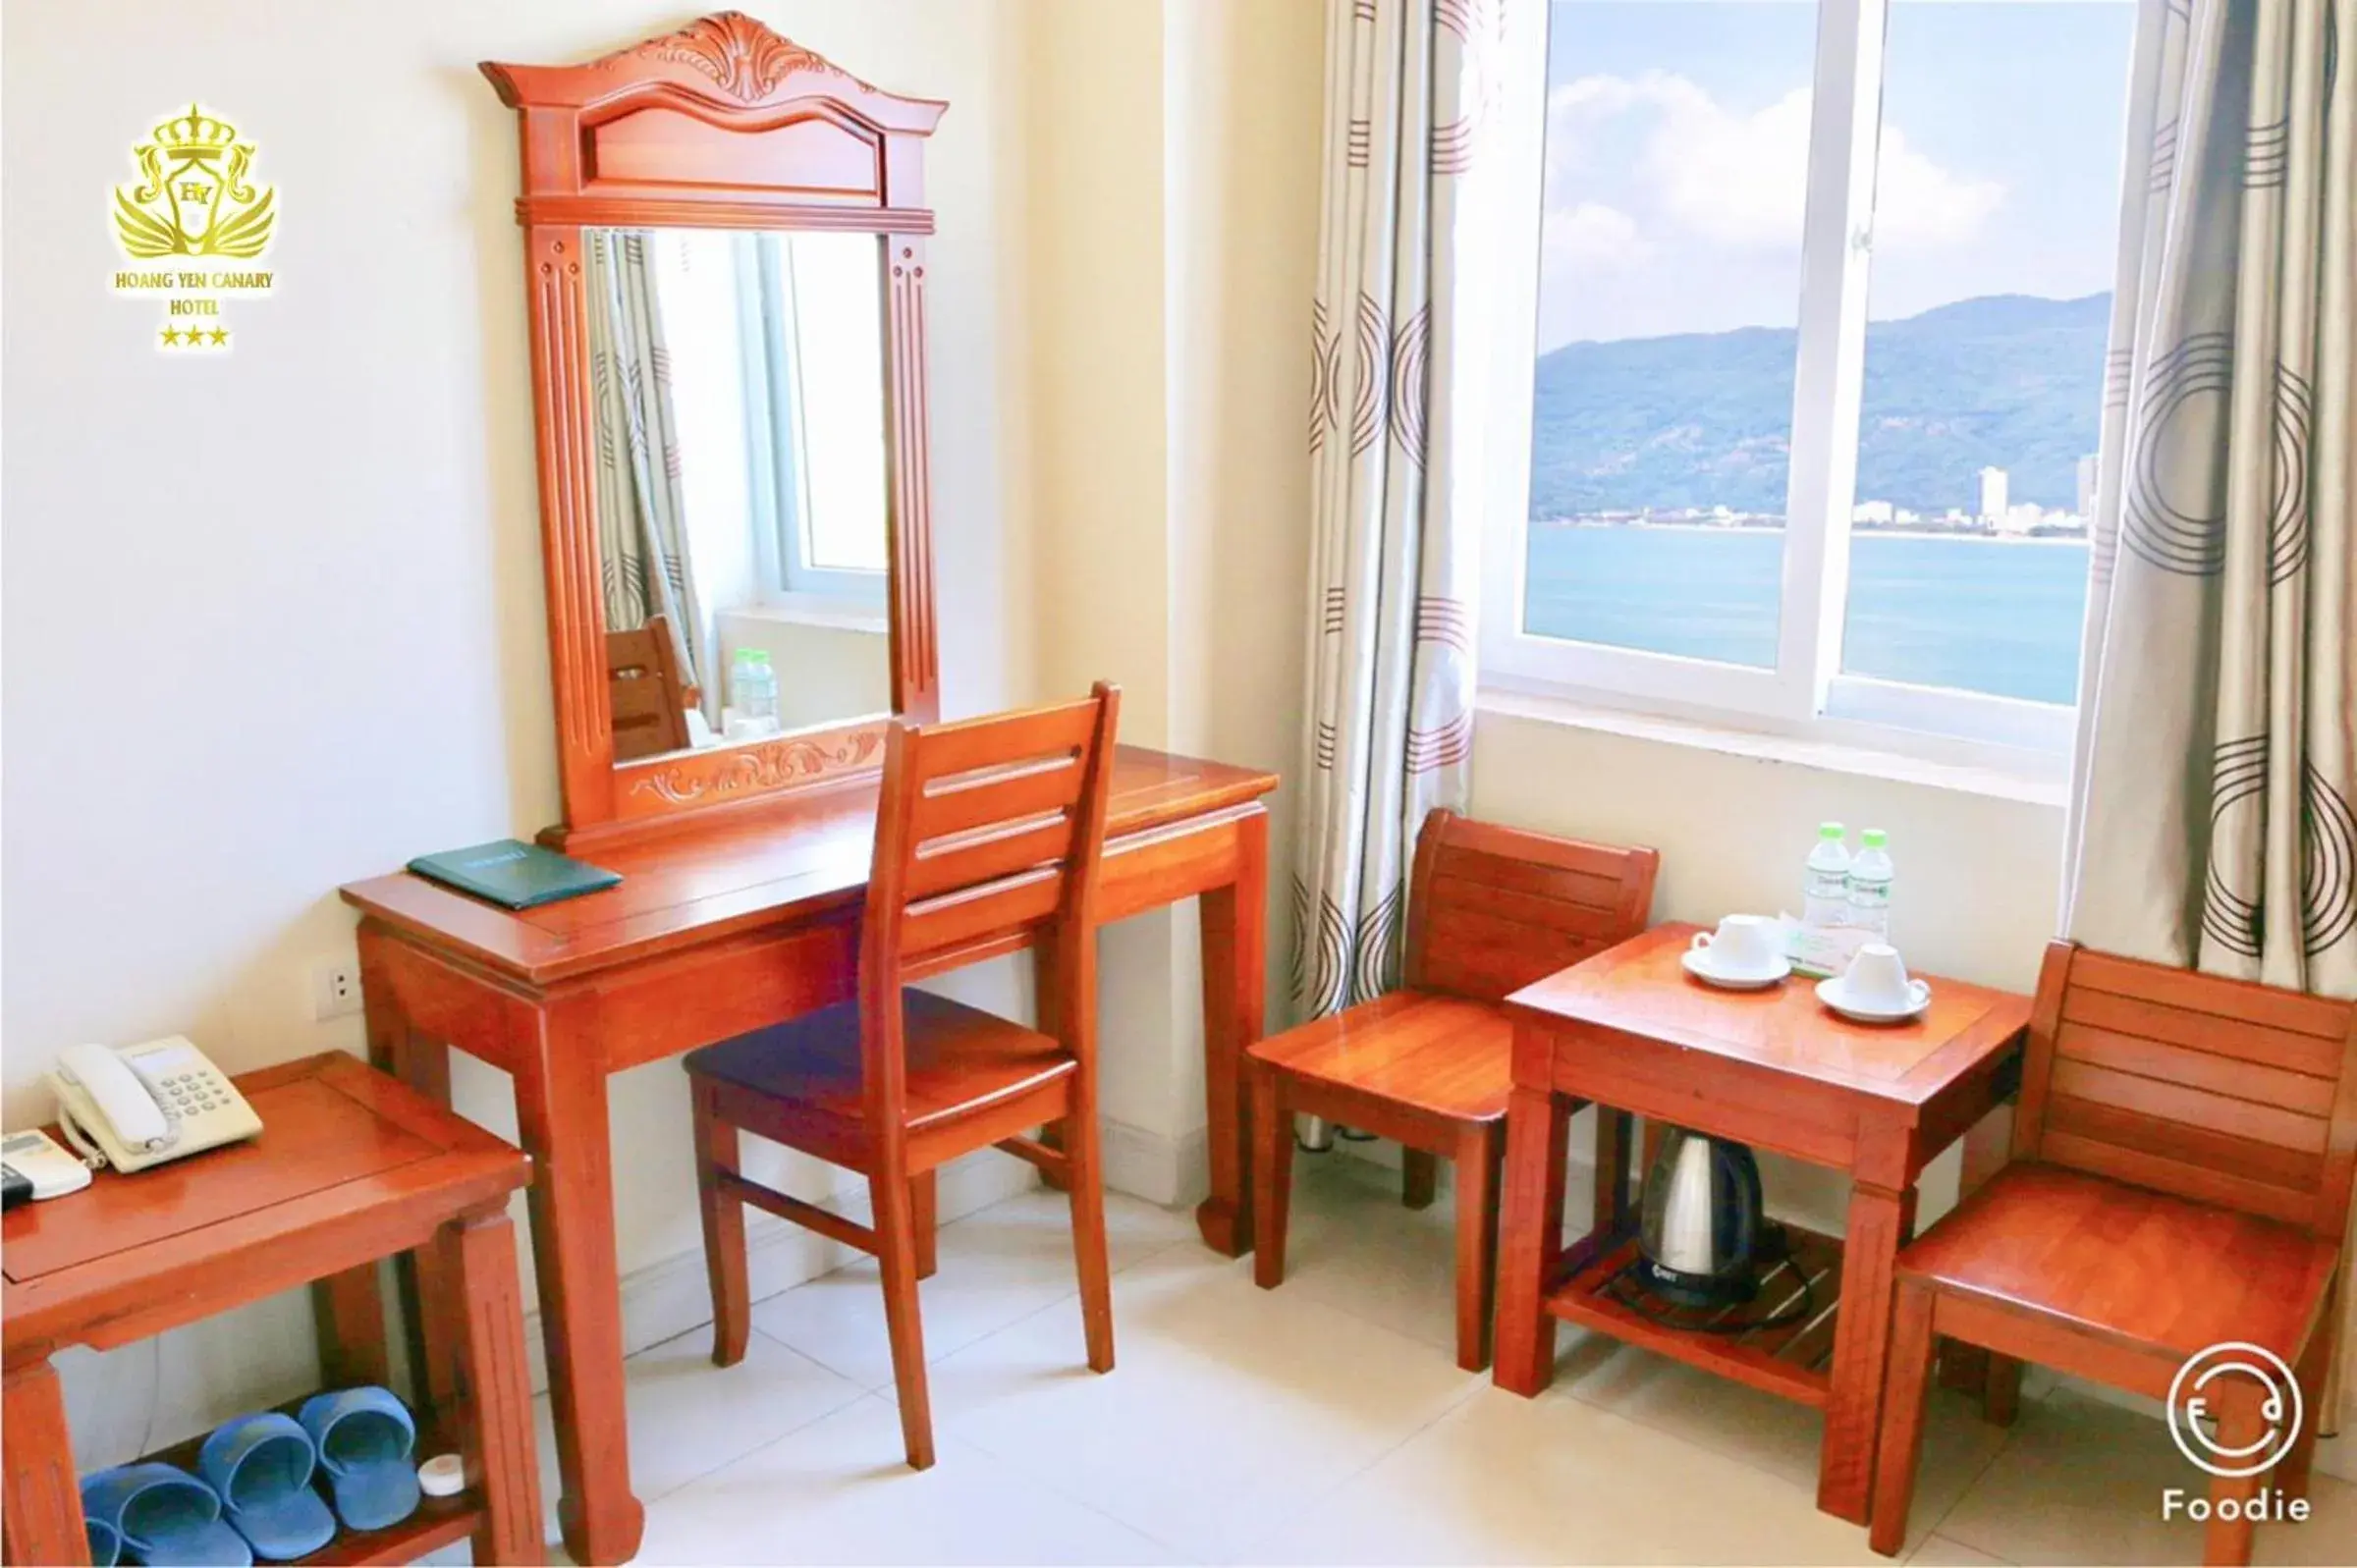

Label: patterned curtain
[2061,0,2354,1421]
[584,229,704,691]
[1290,0,1493,1023]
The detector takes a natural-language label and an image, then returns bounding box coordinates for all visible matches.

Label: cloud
[1543,71,2003,256]
[1874,127,2005,246]
[1544,201,1651,270]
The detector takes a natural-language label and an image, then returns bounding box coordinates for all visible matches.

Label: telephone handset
[46,1037,262,1173]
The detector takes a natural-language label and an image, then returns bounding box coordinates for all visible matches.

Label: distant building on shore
[1977,465,2009,523]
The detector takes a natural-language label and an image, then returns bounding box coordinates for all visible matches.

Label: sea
[1523,524,2091,706]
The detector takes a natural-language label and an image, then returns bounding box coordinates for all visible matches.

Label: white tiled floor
[526,1156,2357,1566]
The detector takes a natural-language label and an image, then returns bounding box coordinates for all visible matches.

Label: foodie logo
[110,103,278,351]
[2160,1341,2310,1527]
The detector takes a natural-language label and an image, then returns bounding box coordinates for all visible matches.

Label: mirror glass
[583,227,892,765]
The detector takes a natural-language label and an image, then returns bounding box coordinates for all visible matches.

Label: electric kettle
[1636,1127,1766,1307]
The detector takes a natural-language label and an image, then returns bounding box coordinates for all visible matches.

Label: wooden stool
[2,1053,541,1567]
[685,683,1121,1471]
[1248,811,1658,1370]
[1870,942,2357,1565]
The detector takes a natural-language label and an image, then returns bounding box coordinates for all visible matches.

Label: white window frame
[1478,0,2082,777]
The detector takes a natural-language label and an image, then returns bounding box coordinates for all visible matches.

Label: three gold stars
[157,324,230,350]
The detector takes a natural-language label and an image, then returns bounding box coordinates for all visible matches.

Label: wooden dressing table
[341,747,1272,1564]
[336,19,1281,1562]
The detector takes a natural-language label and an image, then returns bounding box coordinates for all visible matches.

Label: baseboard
[1101,1116,1206,1209]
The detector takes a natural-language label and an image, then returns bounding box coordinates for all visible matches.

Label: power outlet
[313,961,362,1020]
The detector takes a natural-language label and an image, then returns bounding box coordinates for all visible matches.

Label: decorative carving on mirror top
[624,725,887,809]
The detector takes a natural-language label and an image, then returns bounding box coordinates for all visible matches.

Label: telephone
[45,1037,262,1174]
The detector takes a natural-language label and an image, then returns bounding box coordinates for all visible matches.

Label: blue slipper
[197,1412,337,1561]
[85,1516,122,1566]
[298,1387,420,1533]
[80,1461,251,1566]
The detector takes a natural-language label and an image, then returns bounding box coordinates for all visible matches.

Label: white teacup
[1841,944,1931,1011]
[1689,914,1781,976]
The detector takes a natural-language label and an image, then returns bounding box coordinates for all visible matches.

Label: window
[1482,0,2135,764]
[741,233,891,608]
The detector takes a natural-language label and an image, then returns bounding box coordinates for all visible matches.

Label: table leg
[1820,1178,1916,1524]
[1033,943,1072,1195]
[1594,1108,1635,1237]
[1194,808,1268,1257]
[311,1263,393,1391]
[1939,1103,2013,1398]
[3,1360,85,1568]
[1494,1085,1570,1396]
[442,1208,545,1567]
[515,997,644,1565]
[359,925,461,1422]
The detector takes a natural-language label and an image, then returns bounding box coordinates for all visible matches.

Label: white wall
[1,0,1035,1464]
[1019,0,1322,1192]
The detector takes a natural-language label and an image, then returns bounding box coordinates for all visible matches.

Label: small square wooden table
[3,1052,541,1566]
[1491,924,2031,1526]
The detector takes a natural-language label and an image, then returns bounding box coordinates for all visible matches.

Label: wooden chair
[1247,810,1659,1370]
[1871,941,2357,1565]
[684,682,1121,1470]
[607,614,692,760]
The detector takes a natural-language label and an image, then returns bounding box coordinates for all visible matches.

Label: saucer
[1681,948,1790,991]
[1816,976,1931,1023]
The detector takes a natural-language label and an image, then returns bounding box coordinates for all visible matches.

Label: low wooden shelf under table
[117,1396,483,1568]
[1545,1224,1848,1407]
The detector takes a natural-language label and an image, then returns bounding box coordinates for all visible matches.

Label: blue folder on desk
[406,838,621,910]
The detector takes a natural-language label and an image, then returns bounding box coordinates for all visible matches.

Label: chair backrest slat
[899,870,1067,966]
[607,614,691,761]
[1404,811,1659,1002]
[857,683,1120,1135]
[2018,940,2357,1239]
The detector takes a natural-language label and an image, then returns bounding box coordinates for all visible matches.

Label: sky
[1537,0,2139,350]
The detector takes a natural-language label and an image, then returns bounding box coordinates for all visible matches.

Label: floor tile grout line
[748,1222,1211,1394]
[597,1330,876,1520]
[912,1255,1494,1562]
[1903,1378,2058,1568]
[1215,1370,1496,1565]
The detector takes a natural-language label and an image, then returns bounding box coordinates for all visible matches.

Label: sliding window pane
[1841,0,2132,704]
[1523,0,1818,669]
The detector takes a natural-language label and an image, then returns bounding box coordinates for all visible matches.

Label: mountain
[1527,292,2110,517]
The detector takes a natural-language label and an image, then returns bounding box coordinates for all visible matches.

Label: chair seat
[1247,990,1511,1123]
[685,989,1075,1134]
[1897,1162,2342,1364]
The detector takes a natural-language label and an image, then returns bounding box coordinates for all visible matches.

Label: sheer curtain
[2062,0,2354,1423]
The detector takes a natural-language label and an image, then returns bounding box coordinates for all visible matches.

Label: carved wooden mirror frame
[481,13,946,847]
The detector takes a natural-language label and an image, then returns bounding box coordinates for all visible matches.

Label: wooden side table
[1492,925,2029,1527]
[3,1053,541,1566]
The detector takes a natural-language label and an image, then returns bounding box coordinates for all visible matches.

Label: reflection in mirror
[583,228,892,764]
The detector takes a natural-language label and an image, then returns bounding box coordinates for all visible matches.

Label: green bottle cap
[744,649,772,665]
[1819,822,1845,838]
[1861,828,1887,848]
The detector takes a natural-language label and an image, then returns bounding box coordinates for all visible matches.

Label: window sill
[1476,683,2071,809]
[724,598,888,635]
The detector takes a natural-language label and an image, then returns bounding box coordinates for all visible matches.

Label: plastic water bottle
[1803,822,1852,931]
[730,648,780,730]
[1846,828,1893,940]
